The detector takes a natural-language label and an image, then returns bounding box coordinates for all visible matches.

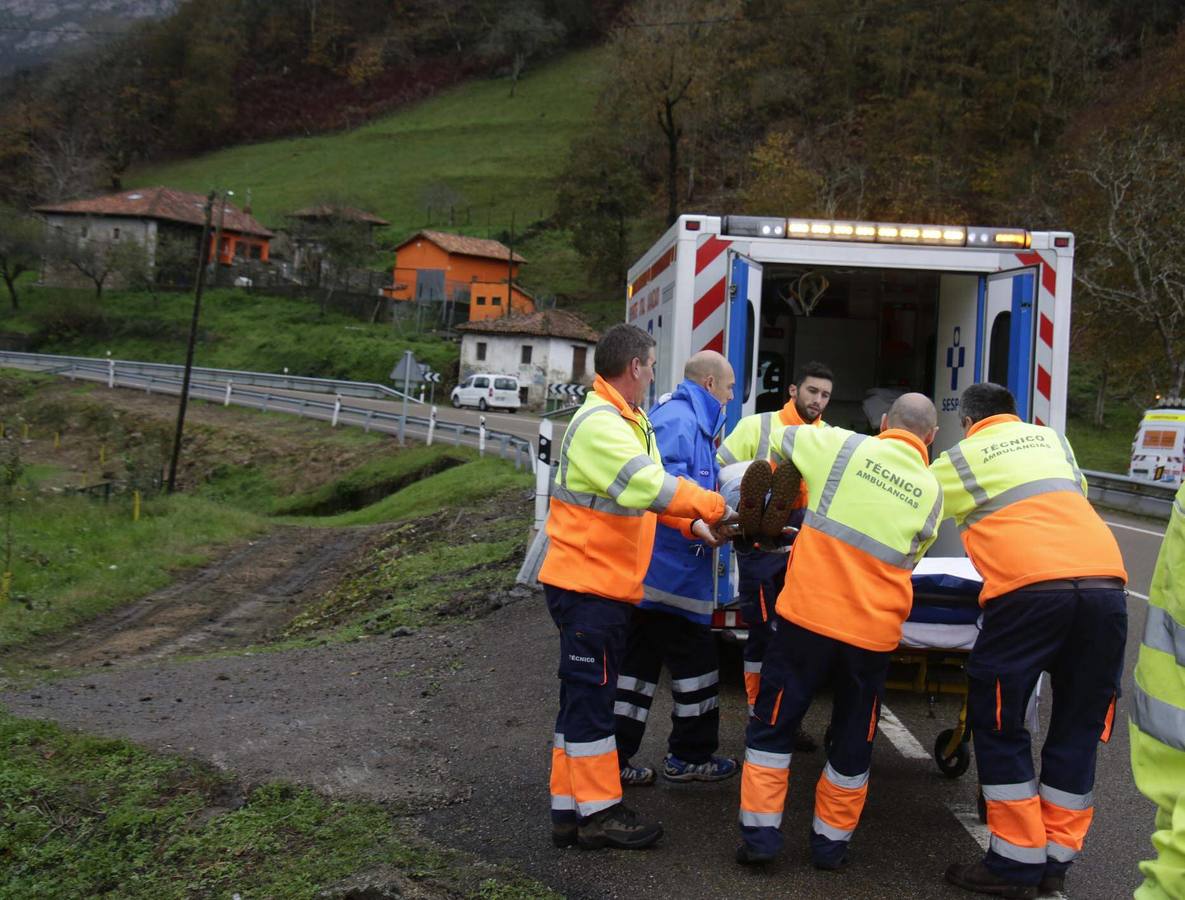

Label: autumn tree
[0,205,43,310]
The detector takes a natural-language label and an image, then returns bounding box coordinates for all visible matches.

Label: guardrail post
[479,416,486,456]
[453,424,461,446]
[224,380,233,407]
[499,434,509,460]
[364,409,373,432]
[262,393,271,412]
[108,358,115,389]
[145,376,152,394]
[332,393,342,427]
[535,419,553,531]
[427,406,437,445]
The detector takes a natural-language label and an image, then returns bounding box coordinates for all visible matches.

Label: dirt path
[16,525,386,670]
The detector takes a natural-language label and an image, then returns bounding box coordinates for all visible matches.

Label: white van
[451,374,521,412]
[1129,404,1185,485]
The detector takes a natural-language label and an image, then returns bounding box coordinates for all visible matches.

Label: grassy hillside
[132,49,607,297]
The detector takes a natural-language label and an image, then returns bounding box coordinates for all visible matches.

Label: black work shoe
[577,804,663,850]
[794,727,818,752]
[735,842,777,865]
[552,822,577,848]
[1038,873,1065,895]
[737,460,773,541]
[760,461,802,539]
[944,862,1038,899]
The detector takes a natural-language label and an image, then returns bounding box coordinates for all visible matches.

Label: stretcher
[894,557,984,779]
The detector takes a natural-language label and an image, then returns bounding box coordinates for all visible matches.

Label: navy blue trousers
[737,549,790,709]
[615,607,721,765]
[968,587,1127,885]
[545,585,633,825]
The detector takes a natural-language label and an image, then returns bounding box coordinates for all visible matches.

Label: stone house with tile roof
[456,309,598,408]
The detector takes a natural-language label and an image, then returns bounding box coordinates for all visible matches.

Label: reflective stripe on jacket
[539,375,726,604]
[771,425,943,652]
[1131,484,1185,899]
[930,414,1127,602]
[641,379,726,623]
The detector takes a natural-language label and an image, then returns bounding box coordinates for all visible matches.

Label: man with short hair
[616,350,741,787]
[540,324,733,851]
[934,383,1128,899]
[736,393,943,870]
[718,361,833,747]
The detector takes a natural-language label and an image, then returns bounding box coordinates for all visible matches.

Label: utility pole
[505,210,515,318]
[167,190,216,494]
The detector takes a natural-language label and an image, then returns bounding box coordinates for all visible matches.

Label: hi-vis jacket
[717,400,822,508]
[1131,483,1185,899]
[930,414,1127,602]
[539,375,726,604]
[771,425,943,652]
[641,379,726,624]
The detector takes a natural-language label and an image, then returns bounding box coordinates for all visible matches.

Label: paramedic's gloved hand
[692,517,726,548]
[718,503,739,526]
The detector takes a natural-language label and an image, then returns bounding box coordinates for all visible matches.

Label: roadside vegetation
[0,710,556,899]
[0,372,540,898]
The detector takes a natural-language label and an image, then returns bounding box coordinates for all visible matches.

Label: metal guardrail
[0,351,425,404]
[1084,469,1176,520]
[1,351,535,472]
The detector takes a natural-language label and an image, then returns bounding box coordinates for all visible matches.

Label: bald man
[737,394,944,869]
[615,351,742,786]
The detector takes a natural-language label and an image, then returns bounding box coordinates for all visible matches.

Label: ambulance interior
[753,265,1000,436]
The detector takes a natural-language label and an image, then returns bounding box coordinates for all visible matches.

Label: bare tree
[478,0,565,97]
[46,224,147,300]
[1073,127,1185,398]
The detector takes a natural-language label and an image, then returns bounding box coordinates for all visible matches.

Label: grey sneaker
[577,803,663,850]
[620,761,656,786]
[662,753,740,782]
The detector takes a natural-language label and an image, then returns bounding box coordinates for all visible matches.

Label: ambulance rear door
[724,252,762,432]
[983,266,1039,420]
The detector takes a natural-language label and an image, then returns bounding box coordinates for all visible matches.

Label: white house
[456,309,599,409]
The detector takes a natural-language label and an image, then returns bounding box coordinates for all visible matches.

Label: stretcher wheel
[933,728,971,778]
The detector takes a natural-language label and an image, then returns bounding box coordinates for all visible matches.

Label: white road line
[1104,520,1166,538]
[947,801,989,852]
[877,704,929,760]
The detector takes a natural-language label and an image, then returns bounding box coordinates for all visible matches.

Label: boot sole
[759,462,802,539]
[552,828,577,848]
[944,872,1037,899]
[737,461,773,540]
[577,825,663,850]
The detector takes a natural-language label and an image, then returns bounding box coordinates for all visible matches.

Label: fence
[0,351,535,472]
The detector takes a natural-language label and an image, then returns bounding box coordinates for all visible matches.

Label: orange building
[385,230,535,321]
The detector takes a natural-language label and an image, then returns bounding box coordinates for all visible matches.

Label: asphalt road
[425,506,1167,900]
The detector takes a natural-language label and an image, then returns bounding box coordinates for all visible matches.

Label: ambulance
[1129,402,1185,486]
[627,213,1075,562]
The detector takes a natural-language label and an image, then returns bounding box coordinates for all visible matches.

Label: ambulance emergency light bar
[721,215,1030,249]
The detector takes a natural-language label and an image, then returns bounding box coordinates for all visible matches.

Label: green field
[131,49,607,298]
[2,285,457,384]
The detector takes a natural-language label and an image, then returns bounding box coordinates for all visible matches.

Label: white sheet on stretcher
[901,557,983,651]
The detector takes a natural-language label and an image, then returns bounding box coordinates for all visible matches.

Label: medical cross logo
[946,327,966,391]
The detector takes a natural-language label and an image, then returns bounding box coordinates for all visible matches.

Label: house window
[80,225,89,238]
[491,295,502,306]
[521,345,533,364]
[249,245,262,260]
[476,296,486,306]
[476,342,487,361]
[113,227,120,240]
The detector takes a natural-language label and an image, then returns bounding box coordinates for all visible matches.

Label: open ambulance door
[983,267,1038,420]
[723,252,761,432]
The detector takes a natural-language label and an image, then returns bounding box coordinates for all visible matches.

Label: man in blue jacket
[615,350,740,785]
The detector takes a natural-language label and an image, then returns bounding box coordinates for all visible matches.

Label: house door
[571,346,587,382]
